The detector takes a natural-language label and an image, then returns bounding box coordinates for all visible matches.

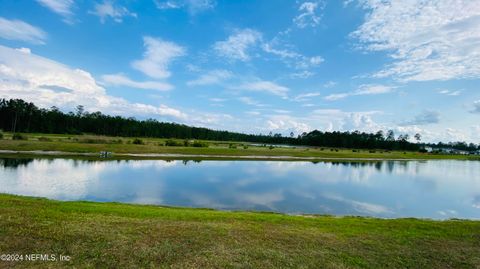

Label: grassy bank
[0,132,478,160]
[0,194,479,268]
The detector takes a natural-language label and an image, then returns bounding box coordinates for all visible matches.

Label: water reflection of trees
[0,158,34,169]
[311,161,410,173]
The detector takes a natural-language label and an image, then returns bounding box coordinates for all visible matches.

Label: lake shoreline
[0,149,457,161]
[1,148,480,162]
[0,193,479,268]
[1,133,479,161]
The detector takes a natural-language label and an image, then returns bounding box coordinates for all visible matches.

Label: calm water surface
[1,158,479,219]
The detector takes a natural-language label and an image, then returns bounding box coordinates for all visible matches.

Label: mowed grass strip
[0,194,479,268]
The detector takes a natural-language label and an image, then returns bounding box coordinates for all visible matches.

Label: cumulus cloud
[399,110,440,126]
[186,69,232,86]
[352,0,480,81]
[213,29,262,62]
[259,109,383,136]
[0,45,185,119]
[324,84,393,101]
[0,17,47,44]
[293,1,325,28]
[90,1,137,23]
[131,36,186,79]
[101,73,173,91]
[36,0,74,22]
[155,0,216,14]
[266,115,312,135]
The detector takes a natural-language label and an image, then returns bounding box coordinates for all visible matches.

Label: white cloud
[213,29,262,62]
[237,97,266,107]
[132,36,186,79]
[324,84,393,101]
[352,0,480,81]
[90,1,137,23]
[238,80,289,98]
[0,18,47,44]
[0,45,185,119]
[36,0,74,22]
[262,42,324,70]
[101,73,173,91]
[186,69,232,86]
[266,115,311,135]
[438,89,461,96]
[155,0,216,14]
[290,70,315,79]
[293,92,321,102]
[323,93,349,101]
[293,1,325,28]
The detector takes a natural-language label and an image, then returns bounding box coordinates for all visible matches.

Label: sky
[0,0,479,143]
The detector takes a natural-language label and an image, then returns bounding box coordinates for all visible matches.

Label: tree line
[1,98,477,151]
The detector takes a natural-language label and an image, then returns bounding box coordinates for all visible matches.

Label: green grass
[0,133,480,160]
[0,194,479,268]
[0,132,479,161]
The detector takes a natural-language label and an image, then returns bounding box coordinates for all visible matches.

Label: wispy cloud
[0,17,47,44]
[262,42,324,70]
[101,73,173,91]
[36,0,74,23]
[132,36,186,79]
[293,92,321,102]
[237,80,289,98]
[237,96,266,107]
[213,28,262,62]
[187,69,232,86]
[155,0,216,14]
[324,84,393,101]
[352,0,480,81]
[438,89,461,96]
[90,1,137,23]
[293,1,325,28]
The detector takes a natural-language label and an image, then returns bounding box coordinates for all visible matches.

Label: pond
[0,158,479,219]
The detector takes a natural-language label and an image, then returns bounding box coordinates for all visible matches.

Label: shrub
[243,145,248,149]
[165,139,182,147]
[269,145,275,150]
[0,131,3,139]
[12,133,27,140]
[38,137,52,142]
[132,138,144,145]
[184,140,190,147]
[229,143,237,149]
[369,150,376,153]
[192,141,208,148]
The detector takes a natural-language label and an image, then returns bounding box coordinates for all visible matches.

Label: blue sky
[0,0,479,142]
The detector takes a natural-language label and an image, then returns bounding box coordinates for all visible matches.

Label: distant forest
[0,98,478,151]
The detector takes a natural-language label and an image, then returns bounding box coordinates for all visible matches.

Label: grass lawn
[0,194,479,268]
[0,132,479,161]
